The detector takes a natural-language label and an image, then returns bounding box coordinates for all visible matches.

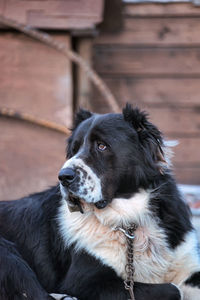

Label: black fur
[0,105,199,299]
[185,272,200,288]
[149,176,192,249]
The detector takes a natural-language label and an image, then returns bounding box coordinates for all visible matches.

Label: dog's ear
[123,103,167,173]
[73,108,93,130]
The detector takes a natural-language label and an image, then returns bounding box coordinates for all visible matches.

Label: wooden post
[76,38,93,111]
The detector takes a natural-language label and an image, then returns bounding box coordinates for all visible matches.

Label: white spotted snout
[60,157,103,204]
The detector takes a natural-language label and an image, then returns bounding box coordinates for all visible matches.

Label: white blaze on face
[60,157,103,203]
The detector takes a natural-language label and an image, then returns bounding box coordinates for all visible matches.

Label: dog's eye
[97,142,107,151]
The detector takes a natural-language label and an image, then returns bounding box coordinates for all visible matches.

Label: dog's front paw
[50,293,78,300]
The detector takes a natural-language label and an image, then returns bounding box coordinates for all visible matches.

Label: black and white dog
[0,104,200,300]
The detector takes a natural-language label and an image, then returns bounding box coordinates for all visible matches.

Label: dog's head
[58,104,168,213]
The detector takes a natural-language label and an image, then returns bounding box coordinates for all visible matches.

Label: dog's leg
[62,276,182,300]
[60,251,181,300]
[0,236,51,300]
[134,282,182,300]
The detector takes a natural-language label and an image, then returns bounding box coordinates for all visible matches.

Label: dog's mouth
[67,193,108,213]
[68,193,84,213]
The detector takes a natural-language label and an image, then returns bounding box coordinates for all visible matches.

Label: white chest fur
[58,190,200,285]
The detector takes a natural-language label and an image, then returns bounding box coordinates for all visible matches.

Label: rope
[0,107,70,135]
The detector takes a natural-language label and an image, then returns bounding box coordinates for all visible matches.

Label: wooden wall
[92,2,200,185]
[0,32,71,200]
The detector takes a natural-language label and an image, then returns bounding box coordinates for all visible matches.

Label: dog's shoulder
[0,185,61,245]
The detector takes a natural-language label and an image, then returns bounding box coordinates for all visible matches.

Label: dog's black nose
[58,168,76,186]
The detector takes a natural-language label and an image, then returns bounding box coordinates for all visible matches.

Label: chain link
[125,225,137,300]
[116,224,137,300]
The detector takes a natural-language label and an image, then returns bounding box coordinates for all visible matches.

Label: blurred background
[0,0,200,224]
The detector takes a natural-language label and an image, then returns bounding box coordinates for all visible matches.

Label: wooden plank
[0,118,67,200]
[92,77,200,108]
[124,3,200,17]
[146,108,200,136]
[0,1,5,14]
[2,0,104,29]
[76,38,93,110]
[92,85,200,135]
[95,18,200,46]
[167,137,200,165]
[27,15,100,30]
[174,167,200,185]
[94,47,200,76]
[4,0,103,18]
[0,32,72,127]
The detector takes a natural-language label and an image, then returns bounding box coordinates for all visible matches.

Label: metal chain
[124,225,137,300]
[115,224,137,300]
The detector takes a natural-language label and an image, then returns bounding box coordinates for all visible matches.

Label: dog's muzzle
[58,167,108,212]
[58,167,83,212]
